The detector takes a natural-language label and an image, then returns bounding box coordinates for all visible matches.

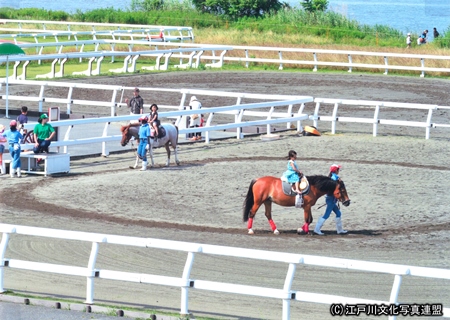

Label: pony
[243,175,350,235]
[120,123,180,168]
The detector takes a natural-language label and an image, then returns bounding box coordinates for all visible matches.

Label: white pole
[5,56,9,118]
[85,242,100,304]
[0,232,11,293]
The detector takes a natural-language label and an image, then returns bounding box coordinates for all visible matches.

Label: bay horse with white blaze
[120,123,180,168]
[243,175,350,235]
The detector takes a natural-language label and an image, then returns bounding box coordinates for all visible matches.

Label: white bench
[20,152,70,176]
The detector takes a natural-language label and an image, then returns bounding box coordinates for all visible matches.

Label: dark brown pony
[243,175,350,235]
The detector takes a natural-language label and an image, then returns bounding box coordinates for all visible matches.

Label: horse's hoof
[274,229,280,235]
[176,161,180,166]
[248,229,254,235]
[129,166,135,169]
[297,228,307,235]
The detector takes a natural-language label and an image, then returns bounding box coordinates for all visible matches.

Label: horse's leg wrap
[269,219,277,231]
[302,223,309,234]
[247,218,253,230]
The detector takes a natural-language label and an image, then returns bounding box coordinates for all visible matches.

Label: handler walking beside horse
[314,164,348,235]
[137,116,151,171]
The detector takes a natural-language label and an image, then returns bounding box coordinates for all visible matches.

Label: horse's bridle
[338,180,351,207]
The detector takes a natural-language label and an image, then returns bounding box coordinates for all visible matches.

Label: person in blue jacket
[314,164,348,235]
[137,116,151,171]
[2,120,23,178]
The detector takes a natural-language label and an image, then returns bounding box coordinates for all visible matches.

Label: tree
[301,0,328,13]
[192,0,283,18]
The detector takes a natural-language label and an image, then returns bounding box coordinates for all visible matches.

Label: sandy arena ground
[1,72,450,319]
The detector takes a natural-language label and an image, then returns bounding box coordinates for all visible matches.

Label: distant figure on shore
[433,27,440,39]
[406,33,411,48]
[418,30,428,45]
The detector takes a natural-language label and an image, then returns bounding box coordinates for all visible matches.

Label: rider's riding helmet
[330,164,341,173]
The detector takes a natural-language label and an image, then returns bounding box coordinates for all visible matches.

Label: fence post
[383,56,389,75]
[267,106,275,134]
[102,123,110,157]
[331,103,339,134]
[66,86,73,115]
[425,108,434,139]
[373,104,381,137]
[286,104,293,129]
[38,84,46,113]
[0,228,15,293]
[313,53,318,72]
[388,274,404,320]
[282,263,297,320]
[348,54,352,73]
[235,97,242,139]
[245,49,249,68]
[85,241,100,305]
[278,51,283,70]
[180,251,196,316]
[297,103,305,132]
[111,89,118,117]
[420,58,425,78]
[313,101,320,128]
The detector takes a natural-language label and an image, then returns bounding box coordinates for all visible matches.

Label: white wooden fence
[0,224,448,320]
[0,46,231,81]
[16,96,311,155]
[1,80,449,143]
[311,98,438,139]
[0,19,194,42]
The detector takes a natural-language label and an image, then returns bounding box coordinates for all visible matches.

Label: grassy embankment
[0,6,450,78]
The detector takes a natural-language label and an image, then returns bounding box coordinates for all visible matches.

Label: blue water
[2,0,449,35]
[328,0,450,35]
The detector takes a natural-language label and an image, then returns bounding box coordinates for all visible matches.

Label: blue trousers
[9,145,21,169]
[33,139,51,154]
[137,140,148,161]
[322,195,342,219]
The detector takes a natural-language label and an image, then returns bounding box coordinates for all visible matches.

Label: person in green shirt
[33,114,56,154]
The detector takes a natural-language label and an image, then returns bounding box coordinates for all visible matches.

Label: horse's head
[333,179,351,207]
[120,125,131,147]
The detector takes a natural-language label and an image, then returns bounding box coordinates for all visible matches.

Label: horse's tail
[243,179,257,222]
[175,125,179,145]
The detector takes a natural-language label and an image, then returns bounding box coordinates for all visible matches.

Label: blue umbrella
[0,43,26,118]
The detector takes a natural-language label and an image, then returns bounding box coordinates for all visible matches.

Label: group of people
[281,150,347,235]
[0,106,56,178]
[126,87,203,171]
[407,28,440,48]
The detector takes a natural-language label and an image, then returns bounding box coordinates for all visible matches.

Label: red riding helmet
[330,164,341,172]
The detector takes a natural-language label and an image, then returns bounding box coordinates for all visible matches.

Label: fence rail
[1,80,449,145]
[0,19,194,42]
[0,223,448,320]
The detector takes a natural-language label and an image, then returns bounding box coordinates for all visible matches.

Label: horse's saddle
[154,125,166,139]
[282,176,310,197]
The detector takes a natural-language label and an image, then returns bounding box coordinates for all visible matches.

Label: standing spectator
[188,96,202,141]
[2,120,23,178]
[33,114,56,154]
[0,125,6,175]
[17,106,28,135]
[433,27,440,39]
[125,87,144,124]
[406,33,411,48]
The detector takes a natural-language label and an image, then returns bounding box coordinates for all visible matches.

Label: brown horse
[243,175,350,235]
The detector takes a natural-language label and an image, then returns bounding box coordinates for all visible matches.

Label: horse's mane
[306,175,338,194]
